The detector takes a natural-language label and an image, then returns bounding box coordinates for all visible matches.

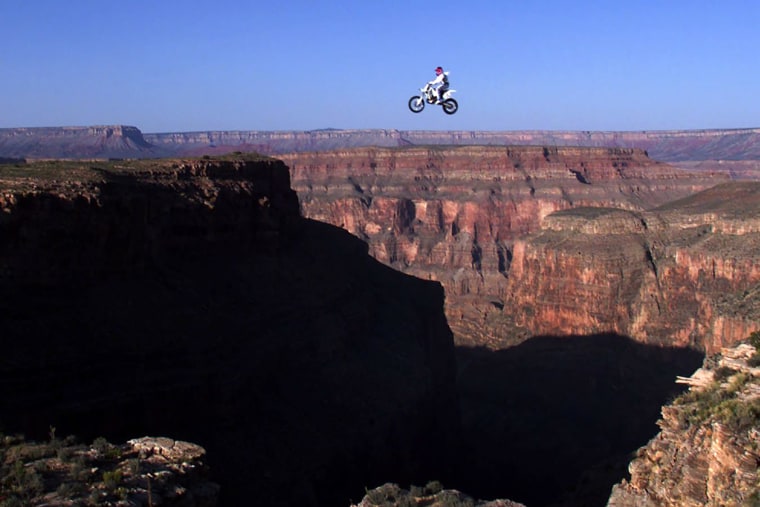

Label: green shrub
[69,456,88,481]
[57,446,74,462]
[56,480,86,498]
[714,398,760,432]
[749,331,760,349]
[102,469,123,490]
[409,484,425,497]
[425,480,444,494]
[0,495,26,507]
[713,366,736,382]
[436,489,475,506]
[745,489,760,507]
[92,437,109,455]
[5,460,43,502]
[727,372,751,394]
[116,486,128,500]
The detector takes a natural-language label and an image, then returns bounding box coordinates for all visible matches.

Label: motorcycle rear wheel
[408,96,425,113]
[442,98,458,115]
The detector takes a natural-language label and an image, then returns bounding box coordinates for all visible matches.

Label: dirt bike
[408,83,458,115]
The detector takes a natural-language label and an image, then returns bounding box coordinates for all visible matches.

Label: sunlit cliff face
[281,146,759,352]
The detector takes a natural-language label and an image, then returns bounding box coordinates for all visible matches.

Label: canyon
[2,137,760,505]
[278,145,760,505]
[280,146,760,353]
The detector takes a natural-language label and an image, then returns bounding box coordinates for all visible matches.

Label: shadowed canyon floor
[454,336,703,507]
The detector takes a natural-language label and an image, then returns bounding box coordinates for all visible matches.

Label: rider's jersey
[429,72,449,87]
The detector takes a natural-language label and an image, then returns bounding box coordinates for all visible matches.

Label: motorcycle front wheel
[442,98,458,115]
[408,96,425,113]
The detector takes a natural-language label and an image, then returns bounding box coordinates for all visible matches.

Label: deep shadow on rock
[0,163,459,507]
[453,334,704,507]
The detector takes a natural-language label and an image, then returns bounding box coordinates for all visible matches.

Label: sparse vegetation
[0,432,213,506]
[749,331,760,366]
[92,436,110,455]
[425,480,444,494]
[102,469,123,490]
[673,337,760,432]
[713,398,760,431]
[361,481,484,507]
[713,365,737,382]
[0,152,273,191]
[749,331,760,349]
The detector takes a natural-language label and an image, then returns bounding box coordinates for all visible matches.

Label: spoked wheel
[442,98,458,115]
[408,96,425,113]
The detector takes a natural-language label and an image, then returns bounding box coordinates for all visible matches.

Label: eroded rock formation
[0,156,459,506]
[505,183,760,353]
[279,146,758,351]
[0,126,165,159]
[608,341,760,506]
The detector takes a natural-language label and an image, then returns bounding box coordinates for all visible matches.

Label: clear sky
[2,0,758,133]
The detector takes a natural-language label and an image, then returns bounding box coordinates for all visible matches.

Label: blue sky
[2,0,758,133]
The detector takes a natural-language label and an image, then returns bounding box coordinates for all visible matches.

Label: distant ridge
[3,125,760,163]
[0,125,170,159]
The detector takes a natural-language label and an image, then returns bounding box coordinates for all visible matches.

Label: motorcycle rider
[428,66,450,104]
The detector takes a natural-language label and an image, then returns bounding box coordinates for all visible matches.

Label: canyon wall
[608,342,760,506]
[143,127,760,162]
[280,146,760,352]
[504,192,760,354]
[0,156,460,506]
[5,126,760,164]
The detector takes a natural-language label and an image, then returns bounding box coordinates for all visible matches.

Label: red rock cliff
[608,342,760,506]
[505,188,760,354]
[279,146,758,352]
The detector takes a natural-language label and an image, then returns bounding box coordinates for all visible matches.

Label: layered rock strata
[608,340,760,506]
[505,183,760,353]
[142,127,760,162]
[280,146,751,351]
[5,126,760,164]
[0,156,460,506]
[0,126,164,159]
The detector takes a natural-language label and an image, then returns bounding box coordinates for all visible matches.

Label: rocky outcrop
[351,482,525,507]
[0,434,218,506]
[279,146,751,351]
[0,155,460,506]
[608,340,760,506]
